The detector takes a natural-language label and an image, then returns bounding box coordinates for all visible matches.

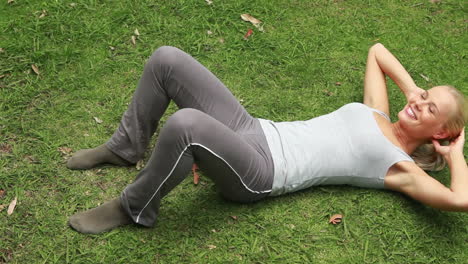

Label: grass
[0,0,467,263]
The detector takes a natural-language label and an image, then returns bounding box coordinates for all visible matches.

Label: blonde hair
[411,86,468,171]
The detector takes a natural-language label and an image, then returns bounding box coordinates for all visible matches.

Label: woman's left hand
[432,128,465,160]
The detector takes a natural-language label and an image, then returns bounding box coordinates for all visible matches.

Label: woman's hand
[432,128,465,160]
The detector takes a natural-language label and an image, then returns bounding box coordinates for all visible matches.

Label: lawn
[0,0,467,263]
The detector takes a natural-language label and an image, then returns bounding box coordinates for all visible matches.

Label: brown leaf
[230,215,238,220]
[93,116,103,124]
[240,14,261,25]
[31,64,40,75]
[323,89,334,96]
[134,28,140,36]
[243,29,253,40]
[7,196,17,215]
[0,143,12,154]
[329,214,343,224]
[207,245,217,250]
[58,146,72,156]
[0,189,5,199]
[131,35,136,46]
[335,82,342,86]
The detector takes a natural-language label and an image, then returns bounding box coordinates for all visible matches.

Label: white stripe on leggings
[135,142,272,223]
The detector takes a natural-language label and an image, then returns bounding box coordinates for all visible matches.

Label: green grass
[1,0,467,263]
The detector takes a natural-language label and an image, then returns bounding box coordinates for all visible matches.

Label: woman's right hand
[432,128,465,161]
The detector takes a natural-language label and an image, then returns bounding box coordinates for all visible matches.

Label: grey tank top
[258,103,414,196]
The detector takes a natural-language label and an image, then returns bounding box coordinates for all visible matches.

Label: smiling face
[398,86,458,140]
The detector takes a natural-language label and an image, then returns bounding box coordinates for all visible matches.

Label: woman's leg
[67,46,253,169]
[69,108,274,234]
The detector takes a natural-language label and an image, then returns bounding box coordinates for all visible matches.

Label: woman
[67,44,468,234]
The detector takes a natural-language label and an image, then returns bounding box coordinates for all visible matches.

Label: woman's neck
[391,121,428,154]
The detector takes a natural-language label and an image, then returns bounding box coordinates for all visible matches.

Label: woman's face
[398,86,457,139]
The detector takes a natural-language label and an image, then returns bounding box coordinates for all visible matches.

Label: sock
[68,198,133,234]
[66,144,132,170]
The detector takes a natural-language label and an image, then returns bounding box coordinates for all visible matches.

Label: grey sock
[67,144,132,170]
[68,198,133,234]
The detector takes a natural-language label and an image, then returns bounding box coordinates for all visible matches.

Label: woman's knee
[163,108,205,136]
[147,46,184,70]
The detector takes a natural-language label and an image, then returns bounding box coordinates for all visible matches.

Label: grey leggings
[106,46,274,227]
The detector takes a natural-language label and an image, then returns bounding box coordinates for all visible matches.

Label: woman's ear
[432,130,449,140]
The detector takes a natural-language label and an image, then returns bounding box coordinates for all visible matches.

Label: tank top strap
[369,107,391,121]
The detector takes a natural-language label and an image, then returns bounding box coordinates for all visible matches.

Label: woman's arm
[364,43,420,115]
[387,130,468,211]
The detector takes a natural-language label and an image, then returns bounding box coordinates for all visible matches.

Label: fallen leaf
[93,116,103,124]
[211,229,217,233]
[419,73,430,82]
[205,0,213,4]
[329,214,343,224]
[335,82,342,86]
[192,163,200,184]
[0,48,4,52]
[0,204,6,211]
[219,38,225,44]
[0,74,5,79]
[131,35,136,45]
[8,0,14,4]
[323,89,334,96]
[70,3,76,7]
[243,29,253,40]
[31,64,40,75]
[7,196,17,215]
[58,146,72,156]
[241,14,261,25]
[230,215,238,220]
[109,46,115,51]
[207,30,213,35]
[136,160,145,170]
[39,10,47,18]
[134,28,140,36]
[207,245,217,250]
[0,189,5,198]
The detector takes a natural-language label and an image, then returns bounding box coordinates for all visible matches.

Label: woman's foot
[66,144,132,170]
[68,198,133,234]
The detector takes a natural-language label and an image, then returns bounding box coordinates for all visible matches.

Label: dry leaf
[8,0,14,4]
[240,14,261,25]
[70,3,76,7]
[219,38,225,44]
[31,64,40,75]
[419,73,430,82]
[205,0,213,5]
[323,89,334,96]
[7,196,17,215]
[0,74,5,79]
[109,46,115,51]
[0,204,6,212]
[192,163,200,184]
[134,28,140,36]
[131,35,136,45]
[207,30,213,35]
[93,116,103,124]
[230,215,238,220]
[58,146,72,156]
[0,189,5,198]
[329,214,343,224]
[136,160,145,170]
[243,29,253,40]
[335,82,342,86]
[0,48,4,52]
[207,245,217,250]
[39,10,47,18]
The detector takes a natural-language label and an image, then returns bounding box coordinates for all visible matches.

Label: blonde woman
[67,44,467,234]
